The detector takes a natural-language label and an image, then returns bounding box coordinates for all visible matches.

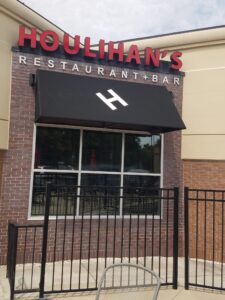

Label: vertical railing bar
[136,193,140,286]
[112,194,117,288]
[144,206,147,268]
[203,191,207,286]
[212,190,215,288]
[52,187,56,215]
[78,189,85,290]
[87,194,93,289]
[69,187,78,290]
[6,223,11,279]
[104,199,109,269]
[95,196,101,288]
[113,192,117,264]
[76,129,83,217]
[128,197,132,263]
[158,189,162,278]
[120,134,125,217]
[10,225,18,300]
[137,194,140,266]
[120,188,124,265]
[22,227,28,290]
[52,187,60,291]
[195,190,199,285]
[128,198,132,286]
[151,192,155,277]
[165,189,169,284]
[173,187,179,289]
[184,187,189,290]
[120,194,124,287]
[103,196,109,289]
[39,182,52,299]
[221,191,224,289]
[61,187,69,291]
[8,224,12,297]
[143,201,147,286]
[30,227,36,289]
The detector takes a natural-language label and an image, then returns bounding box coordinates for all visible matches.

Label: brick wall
[14,218,175,264]
[184,160,225,262]
[0,150,6,264]
[184,160,225,190]
[0,50,184,264]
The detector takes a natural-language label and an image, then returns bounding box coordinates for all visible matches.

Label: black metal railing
[7,185,179,299]
[8,186,225,298]
[7,223,43,300]
[39,184,179,297]
[7,223,18,300]
[185,187,225,291]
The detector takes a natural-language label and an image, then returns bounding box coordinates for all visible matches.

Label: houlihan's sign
[18,26,183,70]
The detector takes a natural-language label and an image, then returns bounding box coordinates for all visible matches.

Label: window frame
[28,123,164,220]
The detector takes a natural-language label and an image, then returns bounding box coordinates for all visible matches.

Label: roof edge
[120,25,225,51]
[116,25,225,44]
[0,0,66,40]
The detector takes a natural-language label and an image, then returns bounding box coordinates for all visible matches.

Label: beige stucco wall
[0,11,12,149]
[124,28,225,160]
[181,43,225,160]
[0,0,65,149]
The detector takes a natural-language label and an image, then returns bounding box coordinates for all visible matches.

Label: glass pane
[152,135,161,173]
[31,172,78,216]
[35,127,80,170]
[80,174,120,215]
[124,134,161,173]
[82,131,122,171]
[123,175,160,215]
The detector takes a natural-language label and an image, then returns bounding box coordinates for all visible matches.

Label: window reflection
[152,135,161,173]
[35,127,80,170]
[124,134,161,173]
[82,131,122,172]
[32,172,78,216]
[32,127,162,216]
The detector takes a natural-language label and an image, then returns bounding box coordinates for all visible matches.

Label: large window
[31,126,162,216]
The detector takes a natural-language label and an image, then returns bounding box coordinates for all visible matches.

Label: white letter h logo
[96,89,128,110]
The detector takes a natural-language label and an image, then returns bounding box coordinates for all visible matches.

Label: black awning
[35,70,185,133]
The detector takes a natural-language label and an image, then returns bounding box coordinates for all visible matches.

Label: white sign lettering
[96,89,128,111]
[18,55,181,86]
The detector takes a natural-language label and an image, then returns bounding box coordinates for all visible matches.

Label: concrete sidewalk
[1,284,225,300]
[51,288,225,300]
[1,257,225,300]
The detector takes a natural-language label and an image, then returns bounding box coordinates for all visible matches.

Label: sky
[21,0,225,43]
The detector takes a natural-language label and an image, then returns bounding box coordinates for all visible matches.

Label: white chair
[95,263,161,300]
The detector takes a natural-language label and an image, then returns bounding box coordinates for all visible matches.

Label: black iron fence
[185,187,225,291]
[7,223,43,300]
[7,185,179,299]
[7,186,225,299]
[40,184,179,297]
[7,223,17,300]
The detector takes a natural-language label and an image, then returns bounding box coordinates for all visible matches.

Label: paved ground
[1,258,225,299]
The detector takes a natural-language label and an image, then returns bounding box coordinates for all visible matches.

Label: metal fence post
[184,187,189,290]
[39,182,52,299]
[6,223,11,279]
[7,223,18,300]
[11,224,18,300]
[173,187,179,289]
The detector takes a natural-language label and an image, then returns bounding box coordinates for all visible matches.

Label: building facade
[1,33,185,264]
[0,0,225,268]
